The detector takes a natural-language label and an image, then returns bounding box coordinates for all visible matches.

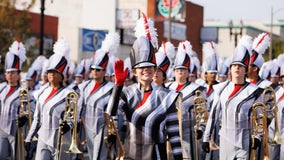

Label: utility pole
[39,0,45,55]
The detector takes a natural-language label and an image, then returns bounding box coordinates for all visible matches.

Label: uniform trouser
[219,137,248,160]
[0,131,15,160]
[35,139,72,160]
[269,144,280,160]
[85,127,108,160]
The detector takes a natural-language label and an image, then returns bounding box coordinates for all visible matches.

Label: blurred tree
[0,0,36,73]
[263,38,284,61]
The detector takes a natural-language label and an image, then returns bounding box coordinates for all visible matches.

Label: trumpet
[17,85,32,160]
[193,90,218,160]
[263,86,283,145]
[57,92,82,160]
[251,102,269,160]
[104,112,124,160]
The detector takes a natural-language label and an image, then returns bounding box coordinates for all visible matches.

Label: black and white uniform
[77,79,114,160]
[0,82,35,159]
[25,85,74,160]
[203,81,263,159]
[108,82,182,160]
[166,81,206,160]
[268,86,284,160]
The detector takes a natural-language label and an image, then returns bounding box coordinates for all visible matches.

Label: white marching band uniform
[25,86,74,159]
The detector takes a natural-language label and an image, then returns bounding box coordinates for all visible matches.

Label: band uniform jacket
[114,82,182,160]
[0,82,35,136]
[77,79,114,136]
[203,81,263,150]
[25,85,73,147]
[268,86,284,159]
[165,81,206,159]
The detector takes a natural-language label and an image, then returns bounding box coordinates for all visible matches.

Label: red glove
[114,59,128,86]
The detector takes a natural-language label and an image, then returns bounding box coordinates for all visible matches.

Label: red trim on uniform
[44,88,58,102]
[6,86,16,98]
[136,91,151,109]
[89,82,101,95]
[278,92,284,101]
[250,79,258,84]
[176,84,184,91]
[206,85,213,96]
[228,84,243,99]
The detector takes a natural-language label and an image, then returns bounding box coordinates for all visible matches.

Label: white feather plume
[252,33,270,55]
[158,42,175,60]
[31,55,47,72]
[101,32,120,56]
[238,35,253,54]
[134,13,158,48]
[9,41,26,63]
[53,38,70,58]
[203,41,218,59]
[182,40,193,56]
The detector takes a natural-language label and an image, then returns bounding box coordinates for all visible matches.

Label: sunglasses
[91,68,104,72]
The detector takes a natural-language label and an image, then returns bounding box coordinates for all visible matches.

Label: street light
[39,0,45,55]
[269,7,284,60]
[229,20,243,47]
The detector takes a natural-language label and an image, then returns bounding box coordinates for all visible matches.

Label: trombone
[104,112,124,160]
[57,92,82,160]
[263,86,283,145]
[251,102,270,160]
[17,84,32,160]
[193,90,218,160]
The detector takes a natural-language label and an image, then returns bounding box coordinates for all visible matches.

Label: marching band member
[34,58,49,90]
[260,60,280,89]
[77,32,119,160]
[202,35,264,159]
[166,40,206,159]
[200,41,220,160]
[25,38,74,160]
[217,57,230,82]
[106,13,182,160]
[153,42,172,87]
[68,59,91,94]
[188,56,200,82]
[247,33,272,89]
[0,41,27,159]
[268,60,284,160]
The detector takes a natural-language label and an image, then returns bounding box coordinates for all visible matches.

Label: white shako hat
[130,12,158,69]
[46,38,70,78]
[202,41,218,73]
[231,35,252,68]
[5,40,26,72]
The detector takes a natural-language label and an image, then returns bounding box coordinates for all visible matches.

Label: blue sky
[189,0,284,21]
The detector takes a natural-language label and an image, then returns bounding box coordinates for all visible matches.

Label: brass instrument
[57,92,82,160]
[193,90,218,160]
[263,86,283,145]
[17,84,32,160]
[251,102,269,160]
[104,112,124,160]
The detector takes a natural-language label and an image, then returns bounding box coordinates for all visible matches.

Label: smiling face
[133,66,155,84]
